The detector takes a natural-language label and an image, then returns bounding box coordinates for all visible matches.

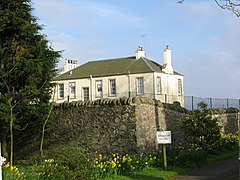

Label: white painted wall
[52,72,184,106]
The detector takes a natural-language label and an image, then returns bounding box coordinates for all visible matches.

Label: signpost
[156,131,171,170]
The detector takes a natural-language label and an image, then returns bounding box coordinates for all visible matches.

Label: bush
[179,102,221,152]
[167,146,208,168]
[219,133,239,150]
[40,145,94,180]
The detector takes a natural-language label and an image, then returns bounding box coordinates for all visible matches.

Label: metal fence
[184,96,240,110]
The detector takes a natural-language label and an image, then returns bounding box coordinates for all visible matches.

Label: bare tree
[177,0,240,17]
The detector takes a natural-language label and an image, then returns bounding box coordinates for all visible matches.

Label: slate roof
[54,56,183,81]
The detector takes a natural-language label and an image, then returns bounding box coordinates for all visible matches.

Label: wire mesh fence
[184,96,240,110]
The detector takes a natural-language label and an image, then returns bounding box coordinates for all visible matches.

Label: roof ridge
[142,57,155,72]
[87,56,135,63]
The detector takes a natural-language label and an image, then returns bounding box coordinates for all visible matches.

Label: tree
[179,102,221,151]
[0,0,61,166]
[177,0,240,17]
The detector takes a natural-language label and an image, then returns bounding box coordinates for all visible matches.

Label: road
[168,156,239,180]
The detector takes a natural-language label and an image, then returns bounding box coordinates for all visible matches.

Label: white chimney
[64,59,79,72]
[162,45,174,74]
[135,46,146,59]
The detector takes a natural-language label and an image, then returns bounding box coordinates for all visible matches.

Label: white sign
[157,131,172,144]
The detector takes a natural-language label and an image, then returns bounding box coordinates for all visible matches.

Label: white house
[52,46,184,106]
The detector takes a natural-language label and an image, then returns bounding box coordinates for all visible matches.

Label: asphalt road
[168,156,239,180]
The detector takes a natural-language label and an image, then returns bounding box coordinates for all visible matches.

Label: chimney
[135,46,146,59]
[162,45,174,74]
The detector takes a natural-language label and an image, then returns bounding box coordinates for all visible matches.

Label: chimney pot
[135,46,146,59]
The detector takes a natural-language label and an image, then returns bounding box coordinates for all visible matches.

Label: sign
[157,131,171,144]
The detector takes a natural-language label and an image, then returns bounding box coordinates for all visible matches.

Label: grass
[104,167,177,180]
[103,149,238,180]
[206,149,238,164]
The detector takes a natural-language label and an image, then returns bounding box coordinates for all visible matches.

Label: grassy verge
[103,149,238,180]
[206,149,238,165]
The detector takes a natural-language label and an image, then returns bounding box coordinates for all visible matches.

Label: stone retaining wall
[47,97,238,154]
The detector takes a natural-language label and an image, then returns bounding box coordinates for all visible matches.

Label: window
[178,79,182,95]
[69,82,76,98]
[82,87,89,101]
[109,79,116,96]
[156,77,162,94]
[136,77,144,95]
[96,80,103,97]
[58,83,64,99]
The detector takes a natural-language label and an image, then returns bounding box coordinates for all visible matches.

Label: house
[52,46,184,106]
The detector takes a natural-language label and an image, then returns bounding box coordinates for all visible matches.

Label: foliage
[0,0,60,164]
[3,162,25,180]
[167,145,208,168]
[92,151,159,178]
[3,133,238,179]
[40,146,95,179]
[219,133,239,150]
[179,102,221,151]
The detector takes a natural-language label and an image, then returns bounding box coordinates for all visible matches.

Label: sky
[31,0,240,99]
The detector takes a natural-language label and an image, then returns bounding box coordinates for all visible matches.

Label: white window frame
[69,82,76,99]
[95,80,103,97]
[136,77,144,95]
[178,79,182,96]
[109,79,116,97]
[156,76,162,95]
[82,87,89,101]
[58,83,64,99]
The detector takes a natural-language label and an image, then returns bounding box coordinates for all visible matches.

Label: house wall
[53,72,184,106]
[44,98,238,155]
[154,72,184,106]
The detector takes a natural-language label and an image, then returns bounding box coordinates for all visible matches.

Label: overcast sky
[31,0,240,99]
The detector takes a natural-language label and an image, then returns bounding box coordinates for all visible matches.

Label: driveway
[168,156,239,180]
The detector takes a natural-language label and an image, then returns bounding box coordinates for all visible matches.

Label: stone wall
[49,105,137,154]
[212,109,239,134]
[47,97,239,154]
[134,105,186,151]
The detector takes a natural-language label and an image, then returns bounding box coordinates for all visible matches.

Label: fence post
[227,98,229,109]
[191,96,194,110]
[210,98,212,109]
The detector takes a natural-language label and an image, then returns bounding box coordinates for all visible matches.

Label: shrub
[220,133,239,150]
[40,145,94,180]
[179,102,221,152]
[167,146,208,168]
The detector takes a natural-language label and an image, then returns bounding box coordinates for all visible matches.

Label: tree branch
[177,0,240,17]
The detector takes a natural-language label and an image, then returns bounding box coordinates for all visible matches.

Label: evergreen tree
[0,0,60,165]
